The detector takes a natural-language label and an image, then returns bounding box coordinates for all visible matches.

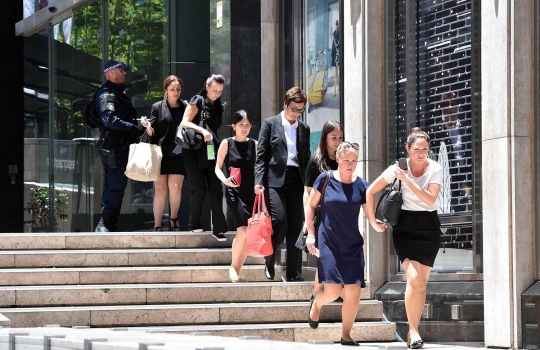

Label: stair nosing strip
[0,300,380,312]
[0,281,312,290]
[0,248,237,254]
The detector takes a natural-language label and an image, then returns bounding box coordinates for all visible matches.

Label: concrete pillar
[481,0,536,347]
[344,0,387,296]
[261,0,278,119]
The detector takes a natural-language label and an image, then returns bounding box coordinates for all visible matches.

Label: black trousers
[183,149,228,234]
[265,166,304,280]
[99,144,128,226]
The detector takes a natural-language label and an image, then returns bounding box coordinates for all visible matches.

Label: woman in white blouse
[365,127,443,349]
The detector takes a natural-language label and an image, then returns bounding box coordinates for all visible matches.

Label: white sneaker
[191,229,204,233]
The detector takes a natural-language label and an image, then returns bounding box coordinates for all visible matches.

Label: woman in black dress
[303,120,343,298]
[181,74,229,241]
[142,75,187,231]
[215,110,257,282]
[365,127,443,349]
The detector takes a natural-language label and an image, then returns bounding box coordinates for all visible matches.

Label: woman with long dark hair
[181,74,228,240]
[142,75,187,231]
[215,110,257,282]
[303,120,343,298]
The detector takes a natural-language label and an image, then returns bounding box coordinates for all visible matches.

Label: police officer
[94,59,146,232]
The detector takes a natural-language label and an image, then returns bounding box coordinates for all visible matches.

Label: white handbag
[124,140,163,182]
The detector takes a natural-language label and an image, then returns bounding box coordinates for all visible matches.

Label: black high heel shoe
[308,296,319,329]
[153,227,162,232]
[169,218,180,232]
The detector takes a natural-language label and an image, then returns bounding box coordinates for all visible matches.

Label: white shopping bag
[124,142,162,182]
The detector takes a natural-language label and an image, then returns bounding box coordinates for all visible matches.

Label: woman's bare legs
[310,283,359,341]
[230,225,248,279]
[310,283,341,321]
[403,260,432,342]
[167,174,185,225]
[312,269,322,297]
[341,284,361,341]
[153,175,169,228]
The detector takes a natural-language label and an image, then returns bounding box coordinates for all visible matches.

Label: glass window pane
[50,2,103,232]
[23,28,51,232]
[304,0,341,151]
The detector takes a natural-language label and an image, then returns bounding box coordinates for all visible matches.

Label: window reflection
[23,0,169,232]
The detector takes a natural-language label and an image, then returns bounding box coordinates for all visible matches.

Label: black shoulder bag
[175,100,205,150]
[295,171,331,253]
[375,178,403,226]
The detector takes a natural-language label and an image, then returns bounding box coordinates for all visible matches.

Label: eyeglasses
[288,103,305,114]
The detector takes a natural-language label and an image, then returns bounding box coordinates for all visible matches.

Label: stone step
[0,248,264,268]
[0,232,235,250]
[0,325,398,347]
[0,282,371,307]
[383,299,483,321]
[128,322,397,342]
[0,300,384,328]
[394,320,484,343]
[0,265,284,285]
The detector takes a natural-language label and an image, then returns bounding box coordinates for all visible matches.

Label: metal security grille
[417,0,473,214]
[386,0,482,274]
[393,0,408,160]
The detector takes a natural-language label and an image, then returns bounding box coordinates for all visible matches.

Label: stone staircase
[0,232,395,342]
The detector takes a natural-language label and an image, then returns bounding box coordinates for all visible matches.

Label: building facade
[7,0,540,348]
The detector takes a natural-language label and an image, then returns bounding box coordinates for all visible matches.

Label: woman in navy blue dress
[305,142,368,346]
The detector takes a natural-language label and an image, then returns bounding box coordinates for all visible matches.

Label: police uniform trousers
[99,144,129,226]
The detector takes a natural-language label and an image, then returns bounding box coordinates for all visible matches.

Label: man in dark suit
[254,87,311,282]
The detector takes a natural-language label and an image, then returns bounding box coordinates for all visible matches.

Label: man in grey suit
[254,87,311,282]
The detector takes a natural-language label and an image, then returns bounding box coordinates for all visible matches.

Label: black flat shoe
[308,296,319,329]
[407,332,423,349]
[340,338,359,346]
[153,227,162,232]
[408,340,424,349]
[264,264,275,280]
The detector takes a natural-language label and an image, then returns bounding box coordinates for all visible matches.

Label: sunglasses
[339,141,360,151]
[288,103,305,114]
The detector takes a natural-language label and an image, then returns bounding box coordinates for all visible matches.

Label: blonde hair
[336,142,360,158]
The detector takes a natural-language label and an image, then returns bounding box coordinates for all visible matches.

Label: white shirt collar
[281,111,298,129]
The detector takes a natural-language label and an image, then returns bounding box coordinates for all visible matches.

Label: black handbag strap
[318,171,331,206]
[390,178,402,191]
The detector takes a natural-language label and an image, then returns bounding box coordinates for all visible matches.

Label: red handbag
[245,192,273,257]
[229,167,241,186]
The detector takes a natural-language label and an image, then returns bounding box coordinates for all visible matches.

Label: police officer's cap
[103,60,130,73]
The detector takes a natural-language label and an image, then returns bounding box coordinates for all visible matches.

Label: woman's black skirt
[392,210,442,268]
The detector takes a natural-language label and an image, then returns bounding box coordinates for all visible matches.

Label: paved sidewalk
[0,327,486,350]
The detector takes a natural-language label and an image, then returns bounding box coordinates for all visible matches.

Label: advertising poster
[304,0,340,152]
